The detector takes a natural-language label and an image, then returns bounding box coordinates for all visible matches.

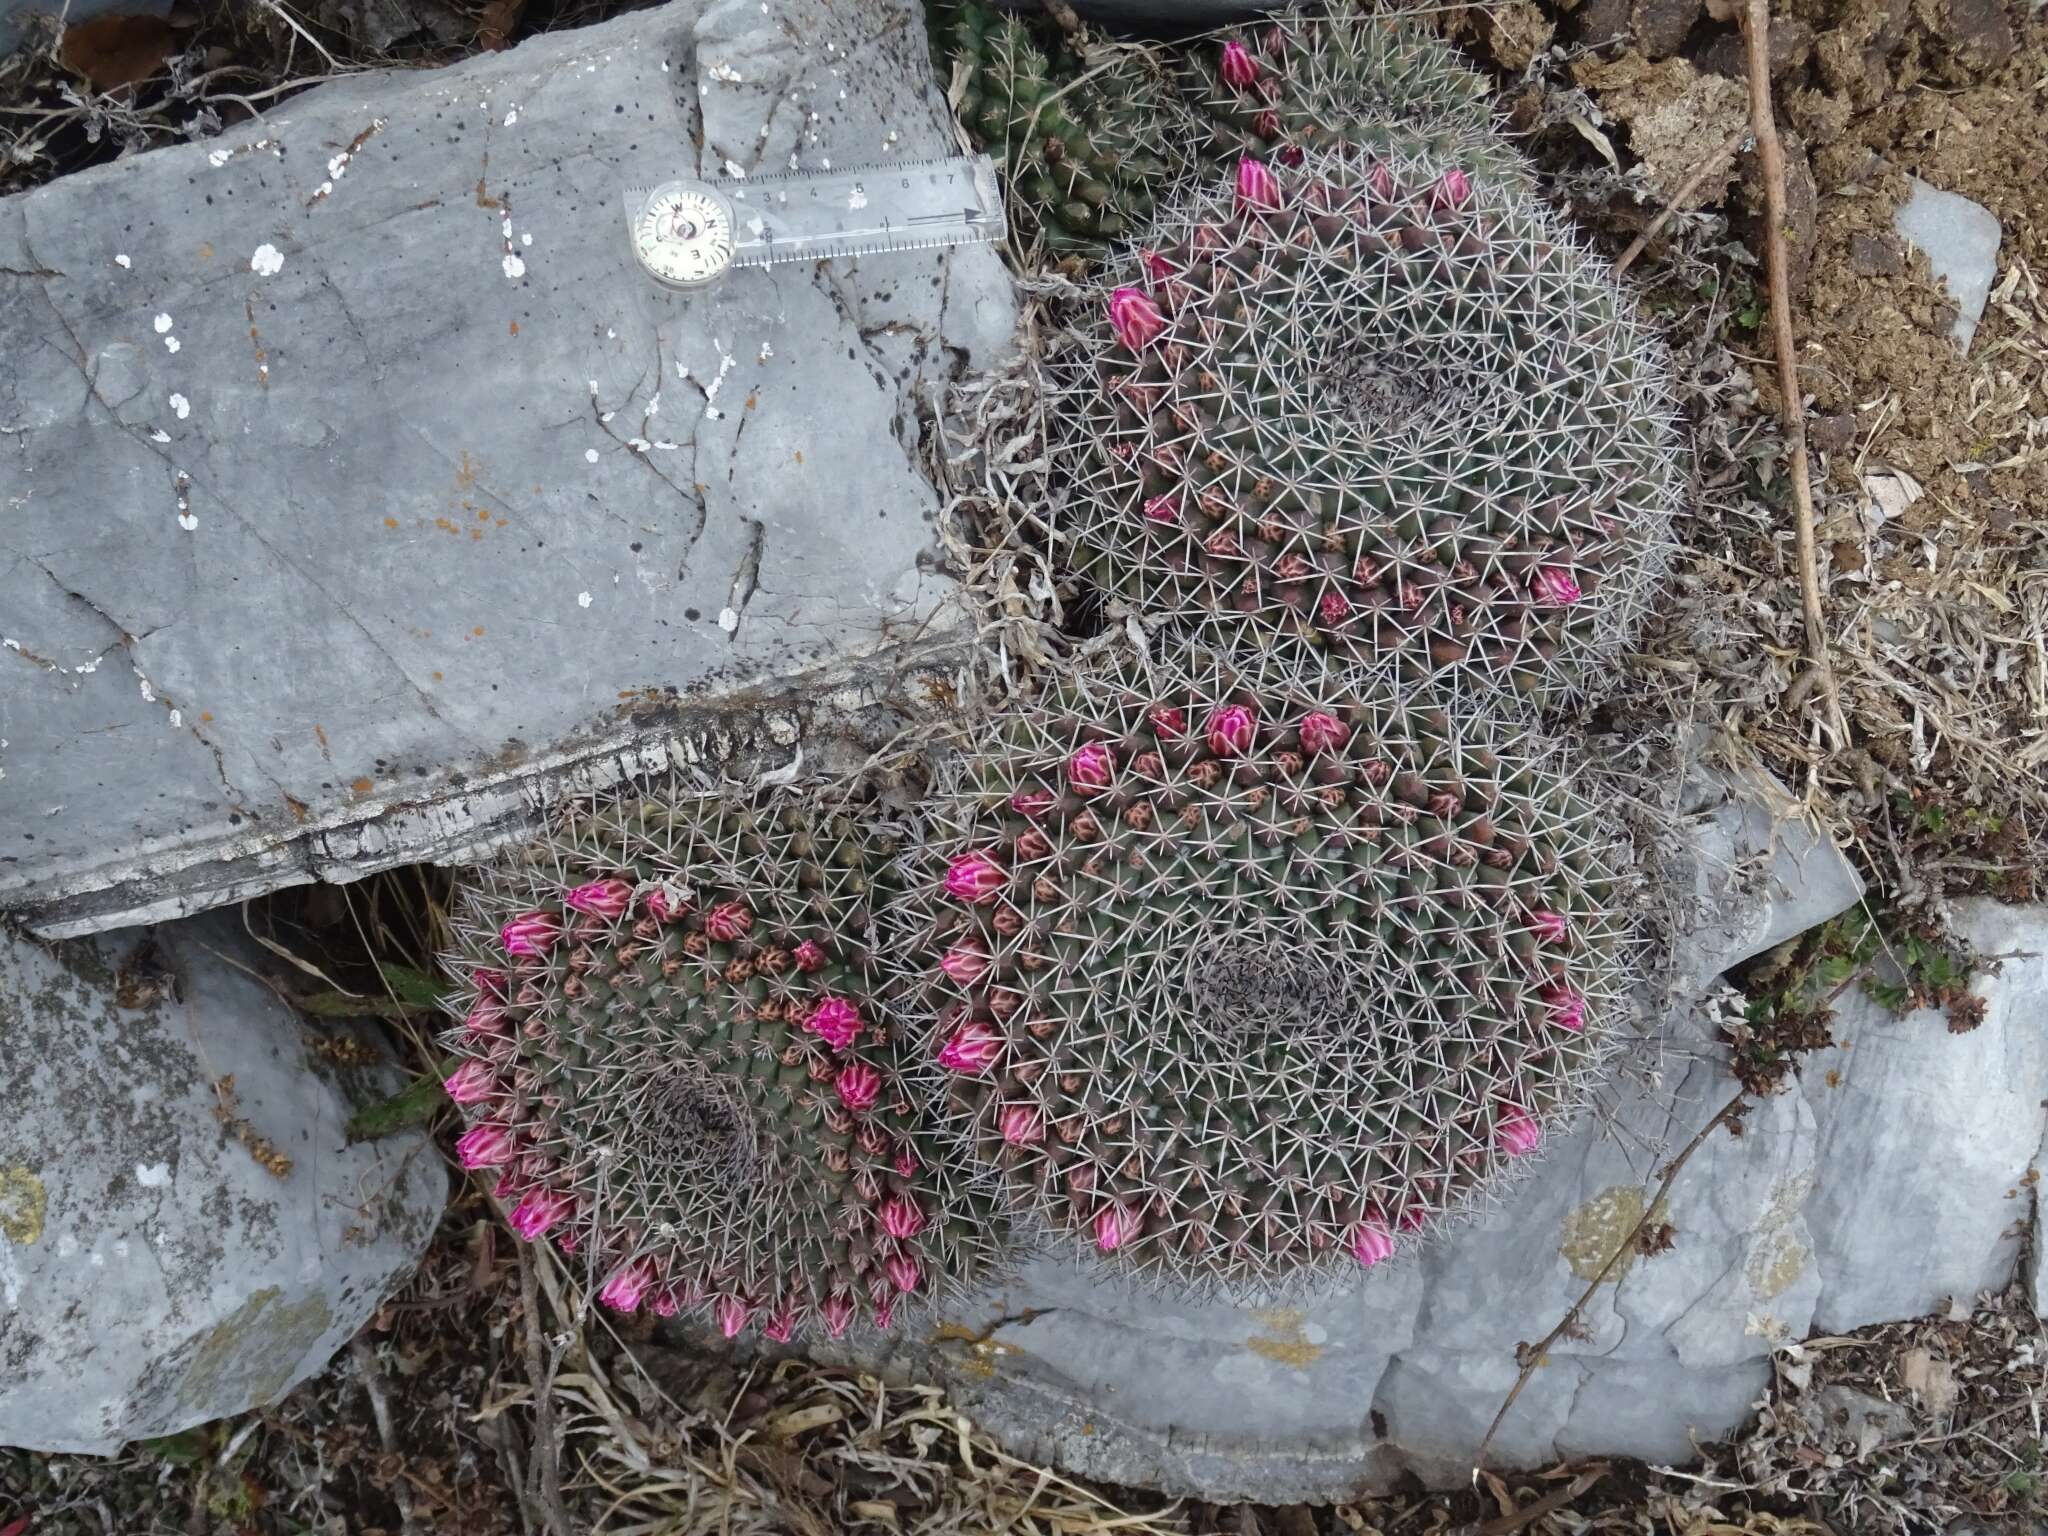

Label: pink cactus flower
[563,878,633,918]
[944,852,1007,906]
[507,1188,572,1241]
[1544,984,1587,1034]
[1068,742,1116,795]
[598,1259,656,1314]
[821,1291,857,1339]
[882,1254,922,1296]
[999,1104,1044,1145]
[1093,1202,1137,1254]
[643,886,688,923]
[443,1059,496,1105]
[1107,286,1167,351]
[456,1121,515,1169]
[463,992,508,1038]
[1496,1104,1541,1158]
[762,1303,798,1343]
[1298,711,1350,755]
[1148,705,1187,737]
[879,1195,926,1240]
[1143,493,1181,526]
[1319,589,1353,626]
[704,900,753,942]
[1220,38,1261,88]
[1205,703,1258,758]
[1010,789,1055,819]
[835,1061,882,1114]
[1532,566,1583,607]
[1432,168,1472,211]
[715,1295,752,1338]
[937,1019,1003,1075]
[500,912,561,958]
[804,995,864,1053]
[939,940,992,987]
[1530,909,1569,944]
[1235,157,1281,213]
[1350,1219,1395,1269]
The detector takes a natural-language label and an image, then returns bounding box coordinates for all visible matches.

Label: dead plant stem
[1613,127,1749,277]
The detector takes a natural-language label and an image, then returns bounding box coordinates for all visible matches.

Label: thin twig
[1474,1464,1609,1534]
[517,1240,574,1535]
[1742,0,1847,749]
[1472,1092,1748,1474]
[350,1336,423,1536]
[1613,127,1749,277]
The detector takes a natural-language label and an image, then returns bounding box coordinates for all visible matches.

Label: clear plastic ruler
[622,154,1005,292]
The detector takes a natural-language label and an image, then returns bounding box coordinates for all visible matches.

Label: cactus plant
[440,782,1005,1341]
[1053,144,1679,702]
[895,649,1636,1293]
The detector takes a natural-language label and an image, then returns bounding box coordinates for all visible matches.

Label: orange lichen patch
[475,506,491,521]
[431,670,444,682]
[744,393,758,410]
[197,241,214,260]
[383,517,399,529]
[456,451,478,490]
[471,626,486,638]
[284,794,309,823]
[509,321,519,336]
[350,777,373,794]
[793,450,804,464]
[313,724,331,758]
[199,711,213,723]
[434,517,458,534]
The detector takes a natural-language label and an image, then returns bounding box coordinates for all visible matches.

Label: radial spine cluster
[896,650,1637,1292]
[441,784,1002,1340]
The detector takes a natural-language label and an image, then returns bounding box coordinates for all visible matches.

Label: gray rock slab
[0,0,1014,939]
[833,899,2047,1503]
[1894,176,2002,353]
[0,913,446,1455]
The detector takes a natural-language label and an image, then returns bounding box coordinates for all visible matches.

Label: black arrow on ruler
[906,208,988,226]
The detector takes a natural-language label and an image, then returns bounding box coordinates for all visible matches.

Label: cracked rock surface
[0,0,1014,937]
[0,913,446,1454]
[850,882,2047,1503]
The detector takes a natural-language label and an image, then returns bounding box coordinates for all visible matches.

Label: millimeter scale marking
[623,154,1006,291]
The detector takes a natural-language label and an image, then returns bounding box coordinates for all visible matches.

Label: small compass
[627,180,738,291]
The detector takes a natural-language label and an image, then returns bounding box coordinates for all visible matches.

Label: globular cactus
[894,649,1636,1293]
[1054,145,1679,702]
[440,782,1004,1341]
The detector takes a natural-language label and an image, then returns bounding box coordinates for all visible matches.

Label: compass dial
[630,182,736,291]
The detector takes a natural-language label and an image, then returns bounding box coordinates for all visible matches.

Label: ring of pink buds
[898,649,1638,1295]
[440,780,1008,1342]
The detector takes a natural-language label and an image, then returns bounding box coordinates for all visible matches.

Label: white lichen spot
[706,61,744,82]
[652,439,680,451]
[163,336,181,354]
[758,341,773,362]
[250,243,284,276]
[138,678,154,702]
[501,216,514,240]
[149,429,170,443]
[153,313,173,334]
[821,156,832,170]
[746,214,767,238]
[503,107,519,126]
[315,181,334,198]
[577,590,593,608]
[178,511,198,531]
[722,159,746,179]
[675,361,690,380]
[848,185,868,211]
[584,448,600,463]
[646,390,660,415]
[502,253,526,281]
[628,437,650,452]
[208,148,232,168]
[169,393,191,420]
[168,708,182,727]
[718,606,740,632]
[606,327,617,340]
[599,410,615,423]
[136,1162,171,1187]
[114,253,131,269]
[521,231,533,247]
[328,152,350,179]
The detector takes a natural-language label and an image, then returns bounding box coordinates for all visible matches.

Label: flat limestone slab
[0,0,1014,937]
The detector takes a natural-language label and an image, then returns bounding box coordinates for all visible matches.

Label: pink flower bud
[1220,38,1260,88]
[1254,107,1282,139]
[650,1288,682,1319]
[1144,493,1181,526]
[1298,711,1349,755]
[821,1291,857,1339]
[508,1188,572,1241]
[1319,589,1353,626]
[456,1121,515,1169]
[835,1061,882,1113]
[463,993,508,1038]
[999,1104,1044,1145]
[937,1019,1003,1075]
[1367,161,1396,201]
[1351,1219,1394,1269]
[1235,157,1280,213]
[1496,1104,1541,1158]
[804,995,864,1053]
[1278,144,1304,167]
[939,940,992,987]
[793,939,827,972]
[1432,168,1472,211]
[473,967,506,998]
[555,1228,580,1256]
[1205,703,1258,758]
[1263,22,1286,55]
[563,878,632,918]
[1107,287,1167,351]
[500,912,561,957]
[873,1296,897,1332]
[704,900,753,941]
[879,1195,926,1240]
[643,886,688,923]
[1140,248,1176,280]
[1148,705,1187,737]
[762,1303,798,1343]
[1532,566,1582,607]
[715,1295,752,1338]
[1399,1201,1428,1232]
[443,1059,496,1105]
[1010,789,1055,820]
[598,1258,656,1314]
[944,852,1006,906]
[1543,985,1587,1034]
[1067,742,1116,795]
[886,1254,922,1294]
[1093,1202,1137,1254]
[1530,909,1569,945]
[491,1168,525,1202]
